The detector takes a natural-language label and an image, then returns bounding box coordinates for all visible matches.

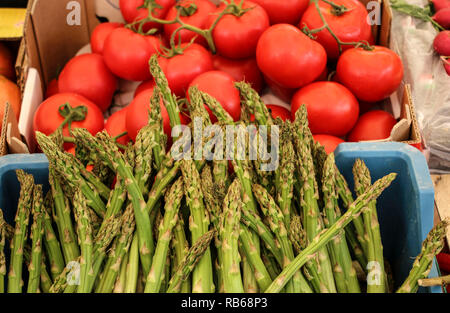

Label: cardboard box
[19,0,422,152]
[0,7,30,156]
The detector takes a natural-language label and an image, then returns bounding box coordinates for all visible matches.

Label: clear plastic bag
[390,0,450,173]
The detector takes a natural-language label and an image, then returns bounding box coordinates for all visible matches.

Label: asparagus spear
[323,154,360,293]
[113,253,128,293]
[252,183,312,293]
[265,172,397,293]
[334,165,369,258]
[219,180,244,293]
[73,189,94,293]
[42,191,65,280]
[353,158,385,293]
[276,122,295,231]
[134,121,154,194]
[145,178,184,293]
[27,185,45,293]
[149,87,167,171]
[149,55,181,127]
[180,159,214,293]
[171,214,191,293]
[397,220,448,293]
[97,204,135,293]
[124,235,140,293]
[235,81,273,126]
[292,105,336,293]
[167,229,216,293]
[36,133,108,216]
[71,129,154,278]
[8,170,33,293]
[49,168,80,264]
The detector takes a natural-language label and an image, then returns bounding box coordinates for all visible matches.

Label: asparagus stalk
[149,87,167,171]
[180,159,214,293]
[71,129,154,278]
[171,214,191,293]
[145,178,184,293]
[277,122,295,231]
[219,180,244,293]
[42,192,65,280]
[8,170,33,293]
[334,166,369,257]
[265,172,397,293]
[323,154,361,293]
[113,253,129,293]
[134,121,154,194]
[240,205,283,265]
[73,189,94,293]
[97,204,135,293]
[85,212,123,292]
[292,105,336,293]
[252,183,312,293]
[149,55,181,127]
[166,229,216,293]
[27,185,45,293]
[397,220,448,293]
[353,158,385,293]
[49,168,80,264]
[36,133,108,216]
[235,81,273,126]
[124,235,140,293]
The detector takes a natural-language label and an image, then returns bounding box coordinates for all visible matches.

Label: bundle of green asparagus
[0,55,447,294]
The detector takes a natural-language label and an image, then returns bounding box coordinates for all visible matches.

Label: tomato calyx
[58,102,87,131]
[322,0,351,16]
[159,35,197,58]
[176,3,198,17]
[223,0,254,18]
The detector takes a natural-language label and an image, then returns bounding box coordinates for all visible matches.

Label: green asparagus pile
[0,55,447,293]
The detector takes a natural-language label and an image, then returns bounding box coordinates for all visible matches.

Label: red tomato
[208,0,270,59]
[313,134,345,154]
[33,93,104,143]
[119,0,175,32]
[347,110,397,142]
[164,0,217,46]
[90,22,123,55]
[300,0,373,60]
[103,27,163,81]
[134,80,155,97]
[291,81,359,136]
[158,43,214,97]
[187,71,241,123]
[251,0,309,24]
[257,24,327,89]
[250,104,292,122]
[126,88,189,142]
[212,55,264,93]
[58,53,117,112]
[105,108,132,146]
[336,46,404,102]
[45,78,59,99]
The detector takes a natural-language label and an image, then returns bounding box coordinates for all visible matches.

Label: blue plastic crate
[335,142,441,293]
[0,142,442,293]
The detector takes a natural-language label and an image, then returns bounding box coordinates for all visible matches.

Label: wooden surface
[432,175,450,248]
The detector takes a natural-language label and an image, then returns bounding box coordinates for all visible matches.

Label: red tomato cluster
[36,0,404,155]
